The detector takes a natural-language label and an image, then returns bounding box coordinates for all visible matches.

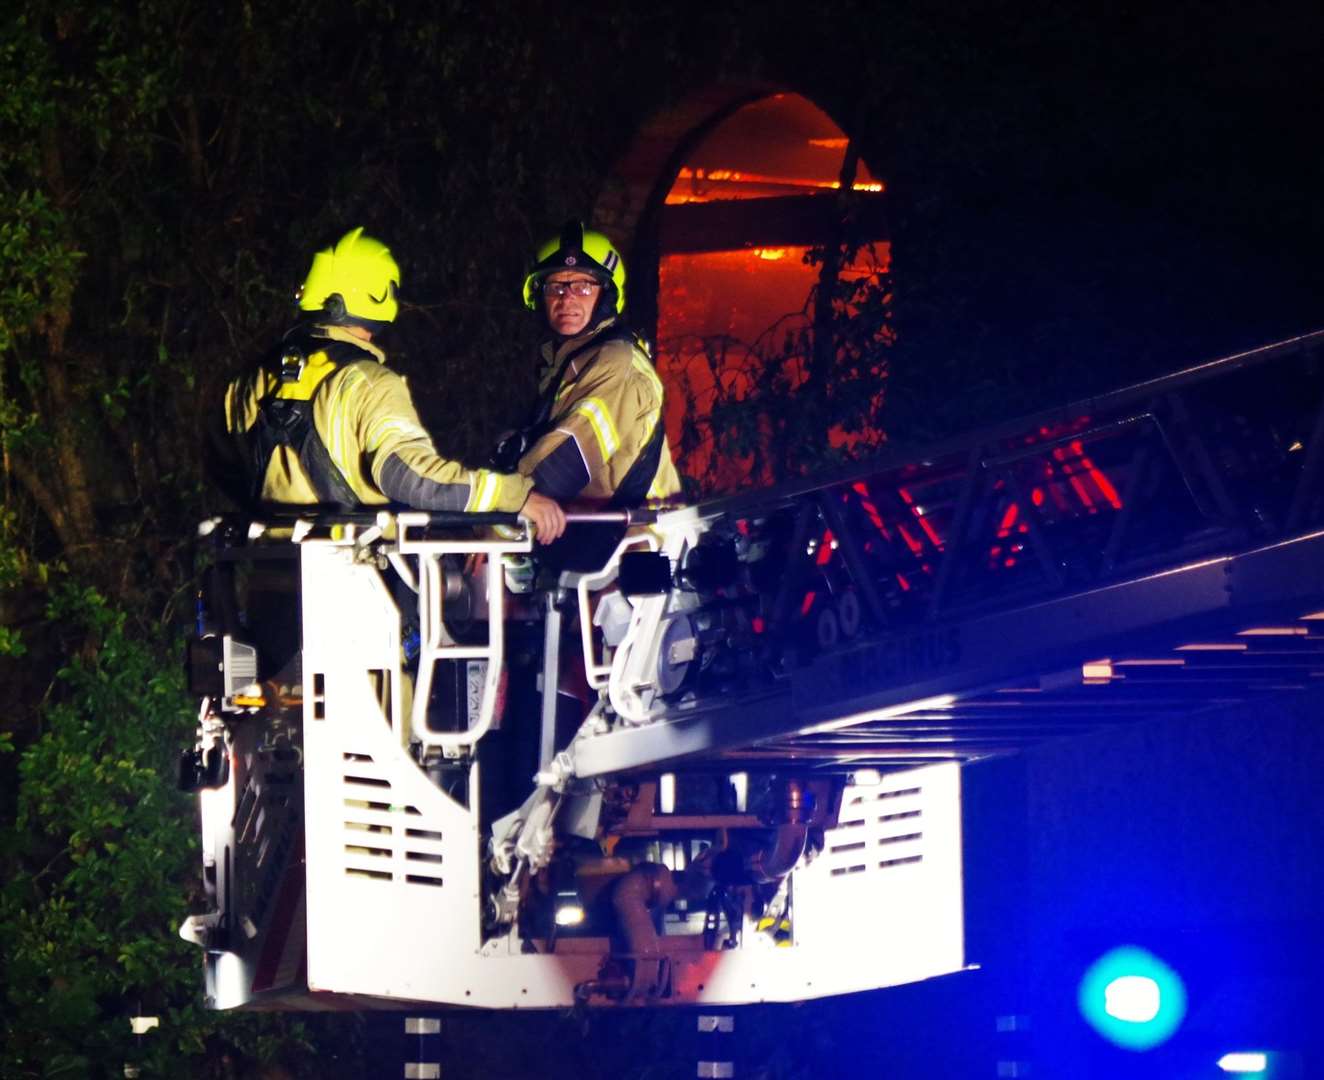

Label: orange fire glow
[666,166,885,205]
[653,92,890,492]
[656,244,891,490]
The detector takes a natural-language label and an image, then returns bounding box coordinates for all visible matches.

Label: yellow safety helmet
[298,227,400,328]
[522,220,626,314]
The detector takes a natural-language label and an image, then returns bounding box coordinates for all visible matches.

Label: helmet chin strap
[585,287,618,331]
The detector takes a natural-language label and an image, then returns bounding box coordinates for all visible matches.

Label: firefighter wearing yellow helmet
[509,221,681,532]
[215,227,565,541]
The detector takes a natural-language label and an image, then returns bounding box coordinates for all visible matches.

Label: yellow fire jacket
[221,324,532,512]
[518,319,682,506]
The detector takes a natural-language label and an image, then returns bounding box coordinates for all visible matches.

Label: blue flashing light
[1218,1052,1268,1074]
[1078,945,1186,1051]
[1104,974,1160,1022]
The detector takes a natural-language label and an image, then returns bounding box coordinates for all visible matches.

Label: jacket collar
[544,315,620,375]
[310,323,387,365]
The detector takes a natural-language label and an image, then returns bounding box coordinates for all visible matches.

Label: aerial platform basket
[181,329,1324,1010]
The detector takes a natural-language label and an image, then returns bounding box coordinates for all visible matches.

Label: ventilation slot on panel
[345,821,392,836]
[846,786,922,807]
[876,805,925,870]
[346,844,393,859]
[348,867,393,882]
[341,753,394,795]
[402,832,444,888]
[338,752,440,887]
[822,783,928,878]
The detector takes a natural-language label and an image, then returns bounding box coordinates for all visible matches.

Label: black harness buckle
[278,346,307,383]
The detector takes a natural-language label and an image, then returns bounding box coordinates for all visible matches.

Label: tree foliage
[0,585,324,1078]
[664,239,893,494]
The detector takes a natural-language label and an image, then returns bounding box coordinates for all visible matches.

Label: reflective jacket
[518,318,681,506]
[221,324,532,511]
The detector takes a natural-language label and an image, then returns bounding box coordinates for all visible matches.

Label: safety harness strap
[247,334,375,508]
[491,324,643,475]
[533,324,666,507]
[527,324,640,440]
[608,406,667,509]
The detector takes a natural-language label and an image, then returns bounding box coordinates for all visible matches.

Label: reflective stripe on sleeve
[364,413,432,452]
[466,469,501,512]
[326,366,365,474]
[573,397,620,459]
[321,366,370,490]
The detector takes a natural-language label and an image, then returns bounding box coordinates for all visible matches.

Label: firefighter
[501,224,686,771]
[215,227,565,542]
[508,220,681,513]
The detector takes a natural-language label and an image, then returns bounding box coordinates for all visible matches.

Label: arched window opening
[665,94,882,204]
[653,94,892,494]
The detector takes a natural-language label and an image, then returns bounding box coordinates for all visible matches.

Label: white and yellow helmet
[522,220,626,314]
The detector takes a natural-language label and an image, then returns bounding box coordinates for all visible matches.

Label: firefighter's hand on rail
[519,492,567,544]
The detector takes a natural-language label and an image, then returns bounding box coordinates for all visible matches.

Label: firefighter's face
[542,271,602,337]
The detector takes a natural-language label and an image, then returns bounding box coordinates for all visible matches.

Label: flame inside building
[653,93,891,492]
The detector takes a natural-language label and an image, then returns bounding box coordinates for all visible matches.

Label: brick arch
[591,80,782,338]
[594,83,886,339]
